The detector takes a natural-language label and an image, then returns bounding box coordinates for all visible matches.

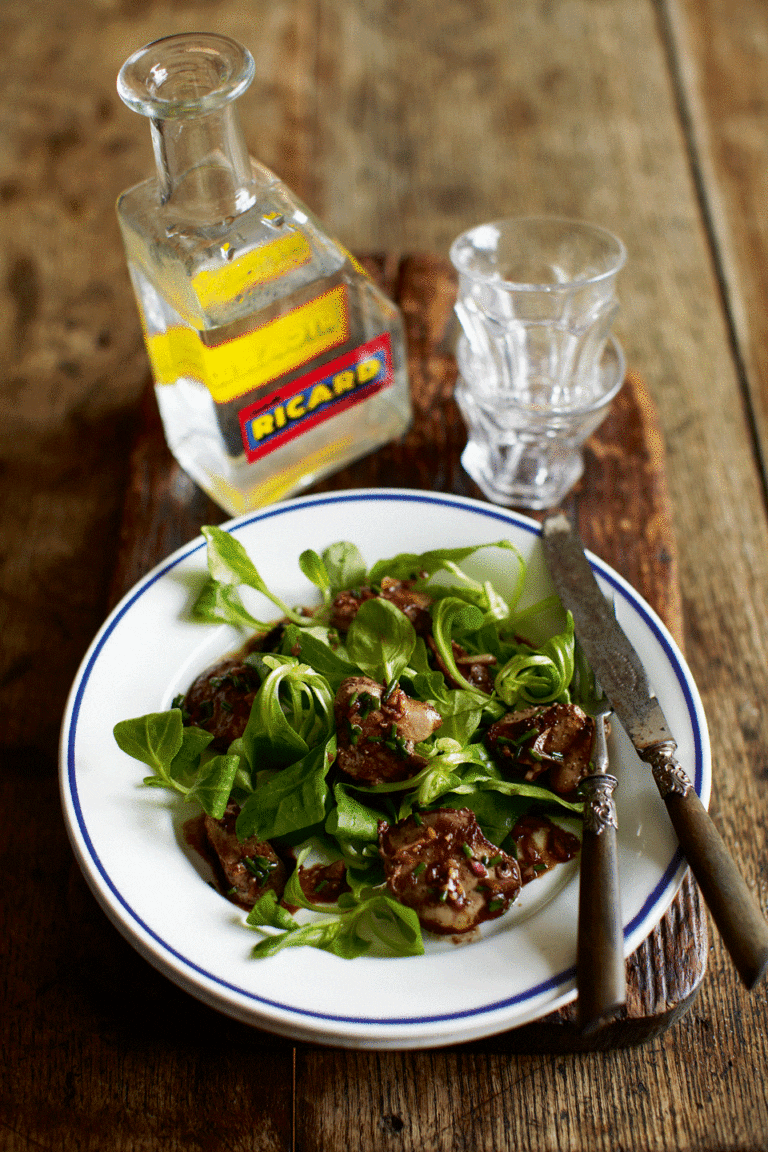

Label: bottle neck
[118,34,258,224]
[150,104,254,220]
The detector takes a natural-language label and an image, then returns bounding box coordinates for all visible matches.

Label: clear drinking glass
[450,217,626,509]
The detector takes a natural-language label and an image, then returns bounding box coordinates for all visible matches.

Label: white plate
[59,489,710,1049]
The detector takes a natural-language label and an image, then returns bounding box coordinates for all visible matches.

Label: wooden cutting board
[108,253,707,1053]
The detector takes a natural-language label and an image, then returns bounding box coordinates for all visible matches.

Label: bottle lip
[117,33,255,119]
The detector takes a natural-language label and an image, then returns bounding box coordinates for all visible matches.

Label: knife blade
[542,511,768,990]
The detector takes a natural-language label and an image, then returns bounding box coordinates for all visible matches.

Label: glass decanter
[116,33,412,514]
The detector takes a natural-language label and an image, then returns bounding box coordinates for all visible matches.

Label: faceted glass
[450,217,626,508]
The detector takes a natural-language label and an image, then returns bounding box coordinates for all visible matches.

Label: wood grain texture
[667,0,768,489]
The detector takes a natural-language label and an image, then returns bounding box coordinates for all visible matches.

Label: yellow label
[192,230,313,310]
[145,284,350,404]
[145,326,204,385]
[334,240,370,279]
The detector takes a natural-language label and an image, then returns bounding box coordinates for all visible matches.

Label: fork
[576,688,626,1033]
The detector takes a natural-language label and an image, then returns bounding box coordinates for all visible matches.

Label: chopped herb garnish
[496,730,535,748]
[244,855,278,884]
[358,692,379,718]
[348,721,363,746]
[382,678,399,703]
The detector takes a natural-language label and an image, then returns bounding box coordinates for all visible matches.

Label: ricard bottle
[116,33,412,514]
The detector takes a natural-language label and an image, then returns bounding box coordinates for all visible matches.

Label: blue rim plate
[59,489,710,1049]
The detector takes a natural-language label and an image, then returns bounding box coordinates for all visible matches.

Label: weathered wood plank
[665,0,768,490]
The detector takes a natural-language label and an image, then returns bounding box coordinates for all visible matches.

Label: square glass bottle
[116,33,412,514]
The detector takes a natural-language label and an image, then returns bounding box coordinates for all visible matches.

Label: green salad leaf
[114,529,591,962]
[112,710,232,818]
[321,541,368,597]
[298,549,332,606]
[238,655,334,773]
[185,754,241,819]
[245,846,424,958]
[249,891,424,959]
[246,889,300,931]
[367,540,521,591]
[191,578,266,630]
[346,596,416,685]
[430,597,489,697]
[281,624,360,691]
[235,737,336,842]
[192,525,314,629]
[495,612,575,708]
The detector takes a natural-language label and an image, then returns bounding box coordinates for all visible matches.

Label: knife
[542,511,768,990]
[577,696,626,1031]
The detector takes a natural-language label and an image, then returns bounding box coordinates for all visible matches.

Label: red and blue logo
[238,334,393,463]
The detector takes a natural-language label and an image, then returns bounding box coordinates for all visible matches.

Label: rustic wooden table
[3,1,768,1149]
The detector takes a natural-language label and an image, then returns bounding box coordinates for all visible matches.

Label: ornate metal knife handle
[644,740,693,799]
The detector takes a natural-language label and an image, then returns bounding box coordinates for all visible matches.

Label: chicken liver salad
[114,526,598,960]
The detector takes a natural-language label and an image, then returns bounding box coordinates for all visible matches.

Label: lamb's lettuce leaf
[429,597,489,697]
[346,597,416,685]
[246,889,299,931]
[280,624,360,691]
[192,525,315,629]
[250,894,423,959]
[321,541,368,597]
[495,612,575,708]
[112,710,232,818]
[237,655,334,773]
[234,737,336,842]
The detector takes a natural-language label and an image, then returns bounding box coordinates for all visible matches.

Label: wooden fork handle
[577,772,626,1032]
